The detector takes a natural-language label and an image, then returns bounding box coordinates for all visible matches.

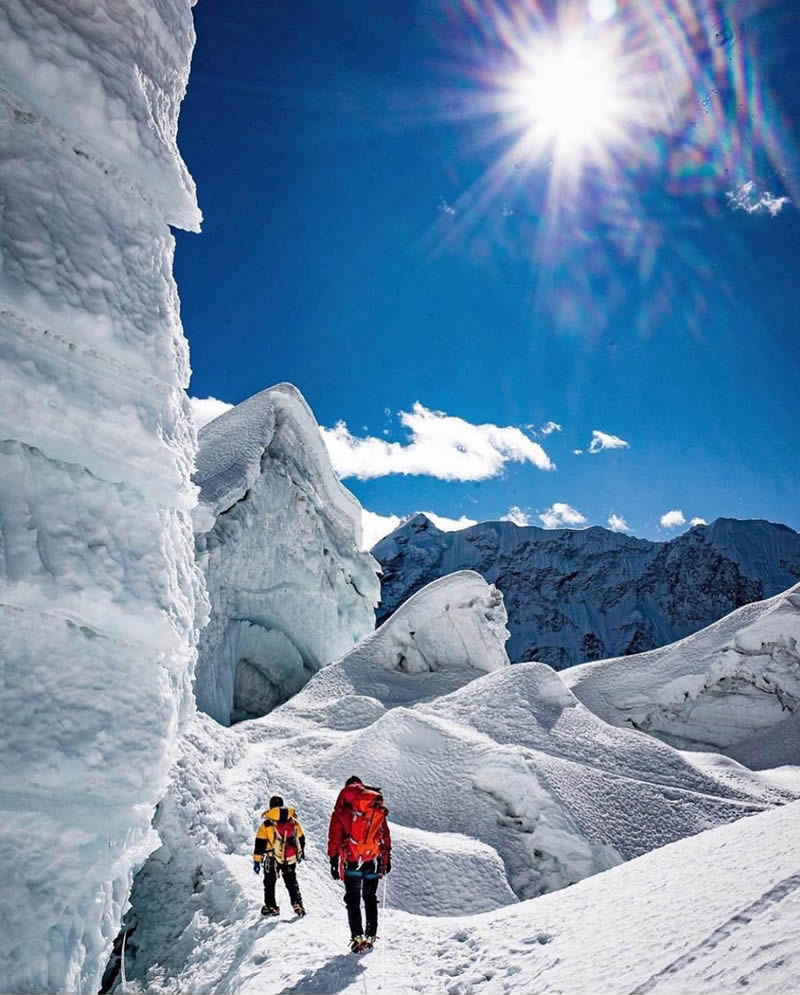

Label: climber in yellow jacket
[253,795,306,917]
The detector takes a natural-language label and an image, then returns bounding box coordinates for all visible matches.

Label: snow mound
[115,589,795,992]
[193,384,380,724]
[565,584,800,758]
[0,3,203,992]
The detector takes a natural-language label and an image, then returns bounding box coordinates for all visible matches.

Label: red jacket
[327,782,392,860]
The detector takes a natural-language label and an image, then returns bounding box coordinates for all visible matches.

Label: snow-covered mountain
[0,3,203,993]
[107,571,795,993]
[373,514,800,667]
[193,384,380,725]
[565,583,800,760]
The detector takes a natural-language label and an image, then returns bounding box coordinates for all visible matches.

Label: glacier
[373,513,800,667]
[193,383,380,725]
[111,571,794,992]
[565,583,800,759]
[0,2,203,992]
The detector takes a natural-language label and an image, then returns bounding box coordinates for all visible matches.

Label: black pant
[264,860,302,908]
[343,860,380,937]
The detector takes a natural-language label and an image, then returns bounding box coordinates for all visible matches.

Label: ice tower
[0,2,204,990]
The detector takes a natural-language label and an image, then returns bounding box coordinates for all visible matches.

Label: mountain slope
[372,514,800,668]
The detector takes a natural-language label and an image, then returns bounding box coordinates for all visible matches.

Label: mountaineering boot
[362,935,376,949]
[261,905,280,917]
[292,902,306,917]
[349,935,365,953]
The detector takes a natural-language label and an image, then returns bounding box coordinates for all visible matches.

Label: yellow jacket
[253,805,306,866]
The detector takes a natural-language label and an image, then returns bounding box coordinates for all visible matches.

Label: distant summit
[372,516,800,668]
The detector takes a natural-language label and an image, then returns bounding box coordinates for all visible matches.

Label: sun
[503,29,630,169]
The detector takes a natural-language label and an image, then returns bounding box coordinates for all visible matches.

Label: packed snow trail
[116,573,795,993]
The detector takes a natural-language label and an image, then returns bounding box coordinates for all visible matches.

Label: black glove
[253,861,261,875]
[297,848,305,863]
[330,856,339,880]
[382,854,392,875]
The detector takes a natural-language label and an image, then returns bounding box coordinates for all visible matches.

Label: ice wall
[0,2,203,991]
[193,384,380,725]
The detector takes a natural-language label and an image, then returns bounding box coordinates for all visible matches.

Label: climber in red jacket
[328,775,392,953]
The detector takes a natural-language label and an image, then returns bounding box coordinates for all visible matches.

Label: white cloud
[726,181,790,217]
[607,513,631,532]
[189,395,234,430]
[588,430,630,454]
[360,510,402,551]
[660,509,686,529]
[690,517,708,527]
[540,421,562,435]
[574,449,584,455]
[438,198,456,216]
[320,403,555,481]
[500,506,531,527]
[360,509,477,551]
[539,502,588,529]
[423,511,479,533]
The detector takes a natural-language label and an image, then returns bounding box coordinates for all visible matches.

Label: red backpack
[266,808,299,863]
[343,786,388,865]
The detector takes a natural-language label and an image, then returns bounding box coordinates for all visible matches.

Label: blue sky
[177,0,800,547]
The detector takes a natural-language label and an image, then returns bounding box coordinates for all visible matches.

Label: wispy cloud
[588,430,630,454]
[690,517,707,527]
[501,506,531,526]
[660,509,686,529]
[607,513,631,532]
[320,403,555,481]
[361,509,477,550]
[726,181,790,217]
[540,421,562,436]
[539,502,587,529]
[438,198,456,216]
[190,395,234,430]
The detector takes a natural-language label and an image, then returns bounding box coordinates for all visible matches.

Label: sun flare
[505,31,630,167]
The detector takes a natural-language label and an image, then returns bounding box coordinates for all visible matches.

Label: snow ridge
[566,583,800,758]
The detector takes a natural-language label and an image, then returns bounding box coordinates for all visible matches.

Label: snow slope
[0,3,203,992]
[373,514,800,667]
[193,384,380,724]
[112,573,794,993]
[565,584,800,758]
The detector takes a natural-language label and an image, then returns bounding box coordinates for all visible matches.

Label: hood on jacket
[263,805,296,820]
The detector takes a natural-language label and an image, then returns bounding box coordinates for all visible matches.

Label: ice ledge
[194,382,364,547]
